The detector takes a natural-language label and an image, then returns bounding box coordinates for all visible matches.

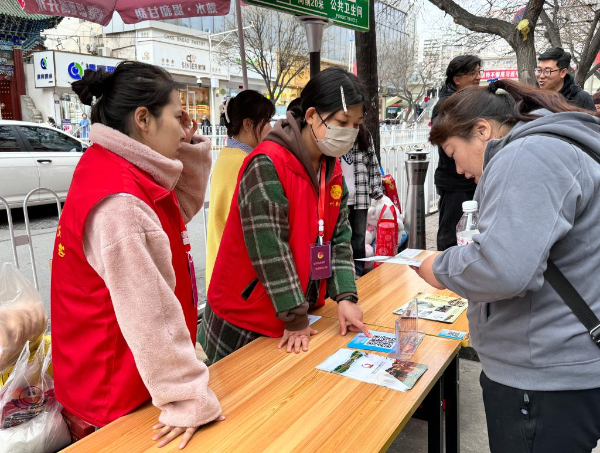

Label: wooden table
[64,317,460,453]
[313,261,469,337]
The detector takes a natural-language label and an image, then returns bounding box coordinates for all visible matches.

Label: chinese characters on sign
[483,69,519,80]
[21,0,231,26]
[246,0,370,32]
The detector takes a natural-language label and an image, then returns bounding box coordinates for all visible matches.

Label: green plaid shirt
[238,155,357,314]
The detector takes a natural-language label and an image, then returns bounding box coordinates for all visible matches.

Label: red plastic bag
[374,205,399,268]
[382,175,402,214]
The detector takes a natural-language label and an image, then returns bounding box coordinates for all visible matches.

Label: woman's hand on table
[337,300,372,337]
[152,415,226,449]
[278,326,319,353]
[410,255,445,290]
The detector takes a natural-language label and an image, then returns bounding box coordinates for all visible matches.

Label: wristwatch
[338,295,358,304]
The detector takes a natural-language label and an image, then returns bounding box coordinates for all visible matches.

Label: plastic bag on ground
[0,263,48,372]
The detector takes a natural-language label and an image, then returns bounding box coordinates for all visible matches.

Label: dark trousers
[436,189,476,251]
[480,372,600,453]
[348,206,367,277]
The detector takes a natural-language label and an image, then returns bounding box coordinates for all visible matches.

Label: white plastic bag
[0,263,48,371]
[0,341,53,429]
[0,399,71,453]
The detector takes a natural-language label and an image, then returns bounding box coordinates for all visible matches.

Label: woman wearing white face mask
[199,67,372,363]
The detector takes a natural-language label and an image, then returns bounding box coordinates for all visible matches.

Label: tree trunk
[355,0,380,163]
[513,37,538,85]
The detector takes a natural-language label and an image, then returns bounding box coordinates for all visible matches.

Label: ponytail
[429,79,584,146]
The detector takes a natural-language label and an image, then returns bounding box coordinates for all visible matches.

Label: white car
[0,120,87,210]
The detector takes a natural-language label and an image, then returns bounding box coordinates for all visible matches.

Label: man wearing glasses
[432,55,483,250]
[536,47,595,111]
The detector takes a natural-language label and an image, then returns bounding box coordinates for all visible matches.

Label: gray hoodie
[433,110,600,391]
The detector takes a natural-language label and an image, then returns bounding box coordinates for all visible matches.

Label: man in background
[432,55,482,250]
[536,47,595,111]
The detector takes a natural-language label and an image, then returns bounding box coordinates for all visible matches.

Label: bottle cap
[462,200,478,212]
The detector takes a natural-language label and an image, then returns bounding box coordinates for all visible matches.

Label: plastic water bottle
[456,200,480,246]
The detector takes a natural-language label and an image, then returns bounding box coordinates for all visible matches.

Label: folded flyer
[347,331,396,353]
[394,292,468,323]
[316,349,428,392]
[355,249,425,267]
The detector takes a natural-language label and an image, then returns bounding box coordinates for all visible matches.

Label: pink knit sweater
[82,124,221,428]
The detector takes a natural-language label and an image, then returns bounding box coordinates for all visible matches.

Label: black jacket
[559,74,595,111]
[431,84,477,192]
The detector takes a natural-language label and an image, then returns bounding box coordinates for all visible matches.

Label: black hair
[71,61,183,135]
[294,67,367,125]
[224,90,275,140]
[287,97,302,115]
[445,55,483,86]
[538,47,571,70]
[430,79,583,145]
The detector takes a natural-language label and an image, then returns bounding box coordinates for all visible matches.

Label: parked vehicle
[0,120,87,209]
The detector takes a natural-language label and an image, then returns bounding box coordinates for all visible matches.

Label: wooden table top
[313,257,469,337]
[64,317,460,453]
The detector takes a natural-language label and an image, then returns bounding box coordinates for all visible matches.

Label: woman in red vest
[52,62,222,449]
[200,67,373,364]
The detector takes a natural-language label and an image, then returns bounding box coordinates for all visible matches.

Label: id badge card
[310,242,332,280]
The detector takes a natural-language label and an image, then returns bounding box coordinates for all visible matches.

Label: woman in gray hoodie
[415,79,600,453]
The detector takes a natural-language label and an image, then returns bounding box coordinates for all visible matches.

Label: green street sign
[245,0,370,32]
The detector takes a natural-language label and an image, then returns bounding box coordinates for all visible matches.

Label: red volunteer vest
[51,144,197,427]
[208,141,343,337]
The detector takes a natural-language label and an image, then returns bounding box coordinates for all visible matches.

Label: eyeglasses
[457,69,484,78]
[535,68,561,76]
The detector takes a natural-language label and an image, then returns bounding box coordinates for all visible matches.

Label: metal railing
[200,124,439,216]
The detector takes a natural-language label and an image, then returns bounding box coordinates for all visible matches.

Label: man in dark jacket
[536,47,595,111]
[432,55,482,250]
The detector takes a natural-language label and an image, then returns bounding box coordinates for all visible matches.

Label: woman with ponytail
[205,90,274,287]
[52,61,223,448]
[199,67,372,363]
[414,79,600,452]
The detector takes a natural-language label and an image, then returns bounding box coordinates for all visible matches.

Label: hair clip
[224,97,232,123]
[488,80,499,94]
[340,86,347,114]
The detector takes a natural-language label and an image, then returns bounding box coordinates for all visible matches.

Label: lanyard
[318,159,326,245]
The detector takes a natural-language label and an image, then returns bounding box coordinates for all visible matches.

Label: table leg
[443,354,460,453]
[423,376,443,453]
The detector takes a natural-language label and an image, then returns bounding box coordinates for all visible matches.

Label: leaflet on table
[394,292,468,323]
[347,331,396,353]
[308,315,321,326]
[316,349,428,392]
[355,252,424,267]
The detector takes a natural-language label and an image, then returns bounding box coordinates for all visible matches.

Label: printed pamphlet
[394,292,467,323]
[347,331,396,353]
[316,349,428,392]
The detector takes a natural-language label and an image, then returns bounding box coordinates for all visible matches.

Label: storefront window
[180,87,210,122]
[58,93,91,136]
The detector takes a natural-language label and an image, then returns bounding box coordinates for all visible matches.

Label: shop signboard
[245,0,370,32]
[33,51,56,88]
[54,52,123,88]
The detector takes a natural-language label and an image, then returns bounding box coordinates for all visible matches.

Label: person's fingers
[338,312,347,336]
[216,415,226,421]
[157,427,185,447]
[353,319,372,337]
[286,336,295,353]
[153,425,172,441]
[294,336,303,354]
[153,423,166,430]
[178,427,197,450]
[310,329,318,336]
[302,335,309,352]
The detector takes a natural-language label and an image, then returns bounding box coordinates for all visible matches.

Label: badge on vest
[310,242,332,280]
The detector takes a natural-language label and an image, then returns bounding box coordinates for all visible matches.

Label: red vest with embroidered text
[51,144,196,427]
[208,141,344,337]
